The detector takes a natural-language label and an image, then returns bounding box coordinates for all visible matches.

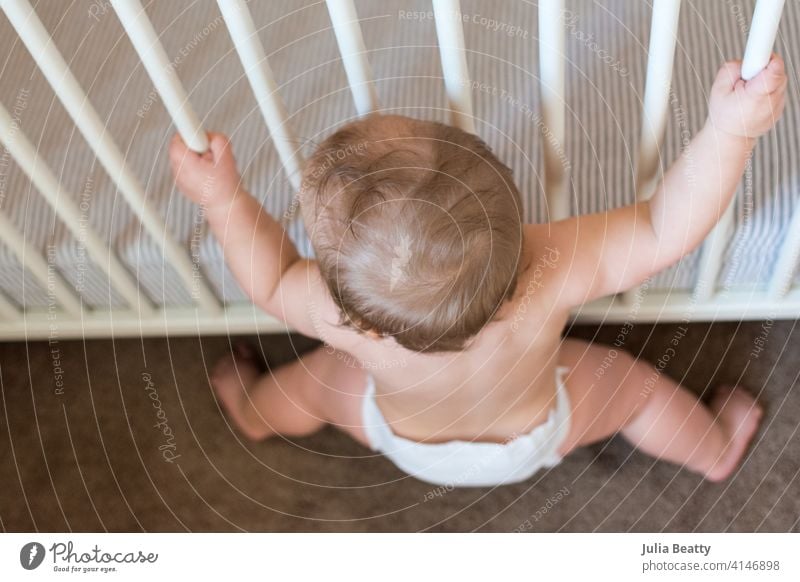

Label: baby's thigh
[556,338,652,455]
[299,346,371,447]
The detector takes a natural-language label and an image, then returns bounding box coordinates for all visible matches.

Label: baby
[170,57,786,486]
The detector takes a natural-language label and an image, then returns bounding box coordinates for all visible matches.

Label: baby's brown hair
[300,114,523,352]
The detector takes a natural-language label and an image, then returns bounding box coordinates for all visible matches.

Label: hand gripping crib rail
[0,0,793,340]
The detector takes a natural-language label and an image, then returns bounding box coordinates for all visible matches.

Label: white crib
[0,0,794,340]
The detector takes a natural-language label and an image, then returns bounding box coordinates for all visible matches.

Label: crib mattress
[0,0,797,309]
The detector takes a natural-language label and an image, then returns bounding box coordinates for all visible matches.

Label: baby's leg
[211,343,370,445]
[557,338,762,481]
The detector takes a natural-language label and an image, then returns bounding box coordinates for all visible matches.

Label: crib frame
[0,0,793,341]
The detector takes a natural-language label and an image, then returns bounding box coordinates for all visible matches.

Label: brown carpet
[1,320,798,532]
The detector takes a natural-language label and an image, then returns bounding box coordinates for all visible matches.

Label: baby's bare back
[319,247,571,444]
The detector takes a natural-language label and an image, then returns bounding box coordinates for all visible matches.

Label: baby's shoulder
[513,226,573,313]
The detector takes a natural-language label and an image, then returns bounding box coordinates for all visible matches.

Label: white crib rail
[742,0,786,81]
[749,0,796,299]
[635,0,682,200]
[694,211,736,302]
[770,210,800,298]
[0,102,154,316]
[217,0,305,190]
[433,0,476,134]
[326,0,380,116]
[621,0,681,306]
[695,0,787,302]
[0,212,83,315]
[110,0,209,153]
[0,0,793,339]
[0,0,222,313]
[537,0,569,221]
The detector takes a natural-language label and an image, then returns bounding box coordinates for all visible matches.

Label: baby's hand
[709,55,786,139]
[169,132,241,209]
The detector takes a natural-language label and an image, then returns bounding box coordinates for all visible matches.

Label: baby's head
[300,115,523,352]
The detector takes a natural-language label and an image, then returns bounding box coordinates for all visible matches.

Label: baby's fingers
[169,133,191,164]
[712,60,743,94]
[208,133,233,165]
[747,55,785,96]
[172,132,217,171]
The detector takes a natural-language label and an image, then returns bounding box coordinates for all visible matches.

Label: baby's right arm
[530,56,787,307]
[169,133,337,339]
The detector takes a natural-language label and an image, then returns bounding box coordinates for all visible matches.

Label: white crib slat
[0,214,82,315]
[538,0,569,220]
[694,206,735,301]
[769,205,800,298]
[326,0,379,116]
[635,0,681,200]
[217,0,304,190]
[622,0,681,304]
[695,0,785,301]
[0,102,155,315]
[742,0,786,80]
[1,0,221,313]
[433,0,476,134]
[752,0,788,296]
[110,0,208,153]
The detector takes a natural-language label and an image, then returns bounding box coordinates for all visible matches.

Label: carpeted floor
[1,320,798,532]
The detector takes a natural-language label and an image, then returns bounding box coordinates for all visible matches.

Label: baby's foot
[210,342,269,440]
[705,385,763,482]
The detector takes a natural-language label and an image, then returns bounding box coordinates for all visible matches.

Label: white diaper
[362,367,572,487]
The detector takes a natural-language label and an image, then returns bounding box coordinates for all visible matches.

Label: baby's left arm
[528,56,786,308]
[169,133,330,337]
